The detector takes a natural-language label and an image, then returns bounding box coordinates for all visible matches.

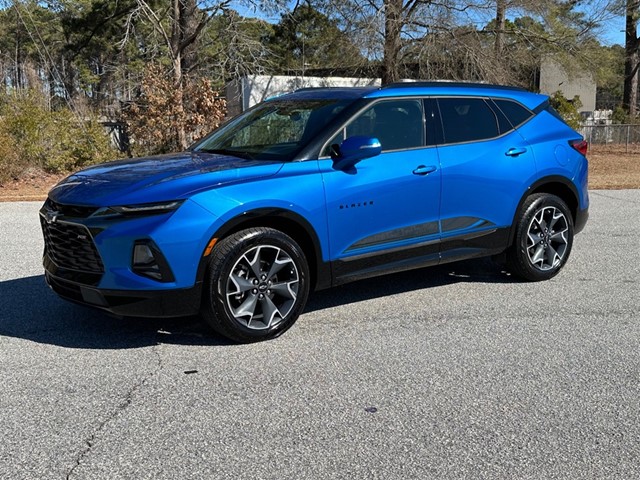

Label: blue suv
[40,82,589,342]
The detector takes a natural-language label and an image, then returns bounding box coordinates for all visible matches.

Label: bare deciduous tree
[125,0,284,148]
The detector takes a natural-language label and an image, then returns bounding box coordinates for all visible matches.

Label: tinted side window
[345,99,425,152]
[437,98,499,144]
[493,99,533,128]
[323,129,345,156]
[490,101,514,135]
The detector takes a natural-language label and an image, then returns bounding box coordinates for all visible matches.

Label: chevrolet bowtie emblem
[45,210,61,224]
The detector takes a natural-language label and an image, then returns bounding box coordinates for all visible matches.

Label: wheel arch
[196,208,331,292]
[509,176,579,245]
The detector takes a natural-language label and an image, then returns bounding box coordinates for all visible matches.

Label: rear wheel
[506,193,574,281]
[202,227,310,342]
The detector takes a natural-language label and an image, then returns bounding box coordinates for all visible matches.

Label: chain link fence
[579,124,640,154]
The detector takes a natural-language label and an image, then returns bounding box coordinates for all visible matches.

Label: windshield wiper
[197,148,255,160]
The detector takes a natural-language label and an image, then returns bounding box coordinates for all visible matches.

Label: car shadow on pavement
[0,258,514,348]
[305,256,516,313]
[0,275,232,349]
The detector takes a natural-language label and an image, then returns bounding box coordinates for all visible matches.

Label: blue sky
[601,18,625,46]
[232,1,626,47]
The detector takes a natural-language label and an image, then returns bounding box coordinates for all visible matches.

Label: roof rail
[294,86,376,92]
[294,87,329,92]
[380,81,527,92]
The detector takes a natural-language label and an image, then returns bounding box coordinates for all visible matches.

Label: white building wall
[539,58,596,113]
[225,75,381,116]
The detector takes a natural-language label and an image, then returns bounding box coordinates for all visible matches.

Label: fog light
[132,241,175,282]
[133,244,155,266]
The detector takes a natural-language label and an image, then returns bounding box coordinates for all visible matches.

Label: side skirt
[332,227,510,286]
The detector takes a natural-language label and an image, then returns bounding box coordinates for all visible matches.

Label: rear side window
[493,99,533,128]
[437,98,499,144]
[491,102,513,135]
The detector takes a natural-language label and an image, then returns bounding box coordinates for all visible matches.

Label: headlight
[109,200,184,216]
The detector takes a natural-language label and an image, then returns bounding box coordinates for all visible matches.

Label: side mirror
[331,136,382,170]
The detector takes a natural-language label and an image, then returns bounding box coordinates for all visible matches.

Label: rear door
[435,96,536,259]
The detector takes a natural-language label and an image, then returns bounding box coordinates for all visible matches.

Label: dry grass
[587,145,640,190]
[0,146,637,202]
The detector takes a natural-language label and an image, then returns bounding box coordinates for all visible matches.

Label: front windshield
[193,99,352,161]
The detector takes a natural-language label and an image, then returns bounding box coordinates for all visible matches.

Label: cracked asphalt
[0,190,638,479]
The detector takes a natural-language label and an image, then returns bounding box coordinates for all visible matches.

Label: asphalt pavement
[0,190,638,479]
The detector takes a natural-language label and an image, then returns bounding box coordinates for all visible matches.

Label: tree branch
[137,0,175,60]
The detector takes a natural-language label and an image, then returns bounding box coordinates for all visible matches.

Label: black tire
[506,193,574,281]
[201,227,310,343]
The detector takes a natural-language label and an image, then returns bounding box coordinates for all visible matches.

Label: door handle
[413,165,437,175]
[505,147,527,157]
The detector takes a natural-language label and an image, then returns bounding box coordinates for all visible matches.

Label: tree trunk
[382,0,403,84]
[14,5,23,90]
[179,0,200,74]
[494,0,506,55]
[171,0,187,150]
[624,0,640,115]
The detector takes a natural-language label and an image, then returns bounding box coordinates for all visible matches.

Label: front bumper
[45,268,202,318]
[40,198,219,291]
[39,197,219,317]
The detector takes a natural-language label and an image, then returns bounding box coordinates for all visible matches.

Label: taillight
[570,139,588,156]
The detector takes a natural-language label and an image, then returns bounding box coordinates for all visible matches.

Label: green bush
[609,105,640,125]
[0,122,23,185]
[0,90,118,182]
[549,91,583,130]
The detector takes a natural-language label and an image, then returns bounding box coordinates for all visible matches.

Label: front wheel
[506,193,574,281]
[201,227,310,343]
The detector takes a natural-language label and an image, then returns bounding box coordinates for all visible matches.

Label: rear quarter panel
[515,111,589,210]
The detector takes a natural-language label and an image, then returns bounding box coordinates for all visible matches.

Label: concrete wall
[225,75,381,117]
[539,57,596,113]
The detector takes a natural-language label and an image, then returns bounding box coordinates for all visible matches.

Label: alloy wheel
[225,244,300,330]
[526,206,569,271]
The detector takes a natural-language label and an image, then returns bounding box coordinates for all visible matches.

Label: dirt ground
[0,145,638,202]
[0,170,65,202]
[586,145,640,190]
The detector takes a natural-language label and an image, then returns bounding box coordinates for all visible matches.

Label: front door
[320,98,442,284]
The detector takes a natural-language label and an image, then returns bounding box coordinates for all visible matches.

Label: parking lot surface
[0,190,638,479]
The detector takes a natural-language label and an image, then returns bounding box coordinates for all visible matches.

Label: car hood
[48,152,284,206]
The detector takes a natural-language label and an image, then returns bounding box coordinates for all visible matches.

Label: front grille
[40,217,105,273]
[44,198,98,218]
